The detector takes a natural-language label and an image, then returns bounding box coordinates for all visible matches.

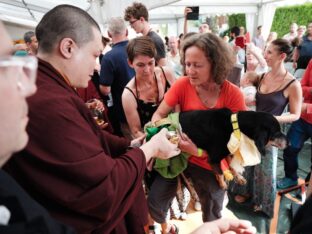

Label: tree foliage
[220,14,246,37]
[225,3,312,38]
[271,3,312,38]
[228,13,246,30]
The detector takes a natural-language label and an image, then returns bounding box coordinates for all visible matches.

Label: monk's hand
[154,128,181,159]
[99,121,108,130]
[130,134,146,148]
[141,128,181,160]
[85,98,104,112]
[178,132,198,156]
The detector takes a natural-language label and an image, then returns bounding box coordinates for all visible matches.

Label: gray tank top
[256,73,296,115]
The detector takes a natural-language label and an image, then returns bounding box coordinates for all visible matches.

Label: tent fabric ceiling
[149,0,312,23]
[0,0,90,26]
[0,0,311,29]
[86,0,180,27]
[0,0,180,27]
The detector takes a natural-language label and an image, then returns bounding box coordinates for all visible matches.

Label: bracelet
[197,148,203,157]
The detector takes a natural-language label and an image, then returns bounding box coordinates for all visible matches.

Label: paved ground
[156,141,311,234]
[227,141,311,234]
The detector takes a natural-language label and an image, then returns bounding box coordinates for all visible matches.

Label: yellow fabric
[228,113,260,168]
[197,148,203,157]
[153,118,172,128]
[223,169,234,181]
[227,131,261,167]
[231,113,241,139]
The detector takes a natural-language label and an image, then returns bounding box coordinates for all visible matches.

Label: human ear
[127,59,134,68]
[280,52,287,61]
[59,38,75,59]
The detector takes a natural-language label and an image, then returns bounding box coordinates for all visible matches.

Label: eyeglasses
[0,56,38,95]
[129,19,138,26]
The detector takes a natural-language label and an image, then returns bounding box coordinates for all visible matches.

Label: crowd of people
[2,2,312,234]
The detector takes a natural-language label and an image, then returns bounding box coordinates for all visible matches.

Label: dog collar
[231,113,241,139]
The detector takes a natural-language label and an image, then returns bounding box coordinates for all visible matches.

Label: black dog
[179,108,287,188]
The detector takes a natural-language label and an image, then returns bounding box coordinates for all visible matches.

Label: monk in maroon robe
[4,5,180,234]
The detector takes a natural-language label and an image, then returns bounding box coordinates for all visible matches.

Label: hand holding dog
[178,132,201,156]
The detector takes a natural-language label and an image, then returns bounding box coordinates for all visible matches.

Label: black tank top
[256,73,296,115]
[125,67,170,127]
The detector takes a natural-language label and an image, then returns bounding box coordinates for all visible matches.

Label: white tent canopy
[0,0,176,27]
[1,0,311,39]
[149,0,312,38]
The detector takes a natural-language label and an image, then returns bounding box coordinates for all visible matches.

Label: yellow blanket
[227,114,261,174]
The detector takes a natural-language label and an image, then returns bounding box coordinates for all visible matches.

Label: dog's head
[238,111,287,155]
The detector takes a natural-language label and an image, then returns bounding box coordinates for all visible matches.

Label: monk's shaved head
[36,4,100,53]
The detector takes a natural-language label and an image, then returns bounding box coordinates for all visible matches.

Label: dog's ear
[270,132,288,149]
[254,130,269,156]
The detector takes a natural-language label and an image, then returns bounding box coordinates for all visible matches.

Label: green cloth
[14,50,28,56]
[145,113,189,178]
[153,152,189,179]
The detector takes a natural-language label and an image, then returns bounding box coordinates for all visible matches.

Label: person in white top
[240,71,258,111]
[297,25,307,39]
[166,36,182,78]
[239,26,245,36]
[283,23,298,42]
[252,26,265,51]
[245,43,268,74]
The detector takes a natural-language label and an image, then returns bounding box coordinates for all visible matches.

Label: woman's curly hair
[180,33,236,85]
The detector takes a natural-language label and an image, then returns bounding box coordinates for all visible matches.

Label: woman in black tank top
[121,36,177,234]
[234,39,302,220]
[122,36,175,139]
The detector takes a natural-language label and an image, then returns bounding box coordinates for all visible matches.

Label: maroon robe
[76,79,101,102]
[5,59,148,234]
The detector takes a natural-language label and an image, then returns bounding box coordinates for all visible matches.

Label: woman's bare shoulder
[285,75,301,95]
[125,78,135,89]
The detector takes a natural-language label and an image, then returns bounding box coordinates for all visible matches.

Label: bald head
[36,4,100,54]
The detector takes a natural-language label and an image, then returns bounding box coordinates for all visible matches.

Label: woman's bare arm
[122,88,145,138]
[275,80,302,123]
[151,100,174,123]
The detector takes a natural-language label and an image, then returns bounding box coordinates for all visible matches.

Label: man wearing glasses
[124,2,167,66]
[4,4,180,234]
[0,21,75,233]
